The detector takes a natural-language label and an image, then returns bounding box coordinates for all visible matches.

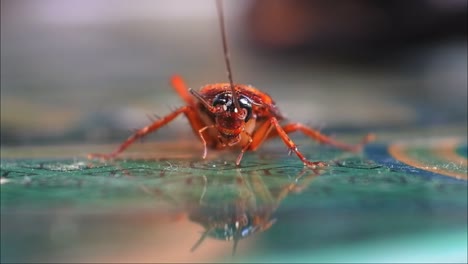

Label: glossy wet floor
[1,135,467,262]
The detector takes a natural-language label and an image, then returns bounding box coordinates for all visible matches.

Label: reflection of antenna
[190,227,213,252]
[232,232,240,256]
[215,0,242,112]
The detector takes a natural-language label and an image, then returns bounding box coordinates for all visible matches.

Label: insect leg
[198,125,216,159]
[88,105,196,160]
[231,120,275,166]
[247,120,274,151]
[270,117,327,169]
[278,123,375,152]
[170,75,195,107]
[235,132,253,166]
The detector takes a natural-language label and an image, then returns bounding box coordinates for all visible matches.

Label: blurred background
[1,0,466,147]
[1,1,467,263]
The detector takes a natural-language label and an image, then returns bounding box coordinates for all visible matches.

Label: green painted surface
[1,140,467,263]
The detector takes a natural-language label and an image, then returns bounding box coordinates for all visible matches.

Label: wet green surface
[1,138,467,263]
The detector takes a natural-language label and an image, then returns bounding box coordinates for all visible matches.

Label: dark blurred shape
[245,0,467,59]
[177,168,321,255]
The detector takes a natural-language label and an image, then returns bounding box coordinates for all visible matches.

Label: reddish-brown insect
[88,0,374,168]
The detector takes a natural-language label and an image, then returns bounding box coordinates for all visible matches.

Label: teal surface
[1,140,467,263]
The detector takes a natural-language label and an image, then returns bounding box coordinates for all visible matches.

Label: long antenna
[190,227,213,252]
[216,0,242,112]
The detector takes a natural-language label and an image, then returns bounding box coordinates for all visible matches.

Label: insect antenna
[215,0,242,113]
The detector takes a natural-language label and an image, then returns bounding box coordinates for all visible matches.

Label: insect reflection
[123,165,324,255]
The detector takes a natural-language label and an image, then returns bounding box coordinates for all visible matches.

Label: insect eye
[239,96,253,122]
[213,98,226,106]
[213,94,231,107]
[212,94,253,121]
[239,97,251,108]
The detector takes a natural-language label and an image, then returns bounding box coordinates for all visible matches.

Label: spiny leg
[170,75,195,107]
[279,123,375,152]
[270,117,327,169]
[243,119,372,167]
[88,106,199,160]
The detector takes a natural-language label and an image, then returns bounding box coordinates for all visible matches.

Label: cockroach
[88,0,374,169]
